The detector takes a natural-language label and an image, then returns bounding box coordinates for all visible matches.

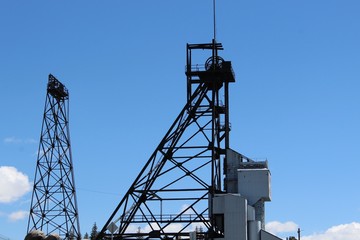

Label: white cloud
[181,204,195,215]
[8,210,28,222]
[3,137,37,144]
[266,221,298,235]
[163,223,184,233]
[0,166,32,203]
[3,137,22,144]
[302,222,360,240]
[142,222,184,233]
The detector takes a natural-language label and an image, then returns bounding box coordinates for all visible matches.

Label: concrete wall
[237,169,271,205]
[213,194,247,240]
[260,230,283,240]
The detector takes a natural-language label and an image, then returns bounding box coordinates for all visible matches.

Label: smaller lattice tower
[27,74,81,240]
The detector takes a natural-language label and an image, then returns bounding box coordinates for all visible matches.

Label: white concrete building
[210,149,281,240]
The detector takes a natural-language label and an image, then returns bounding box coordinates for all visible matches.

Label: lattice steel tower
[27,74,81,240]
[97,40,236,239]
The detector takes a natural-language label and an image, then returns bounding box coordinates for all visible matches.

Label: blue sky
[1,1,359,239]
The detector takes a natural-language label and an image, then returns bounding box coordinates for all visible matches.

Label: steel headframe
[27,74,81,240]
[97,40,235,240]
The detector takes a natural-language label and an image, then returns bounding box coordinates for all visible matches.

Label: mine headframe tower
[27,74,81,240]
[97,40,235,240]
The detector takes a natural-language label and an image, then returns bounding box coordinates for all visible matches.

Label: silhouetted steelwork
[27,74,81,240]
[97,40,235,240]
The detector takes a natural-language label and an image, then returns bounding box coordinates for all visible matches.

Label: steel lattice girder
[27,74,81,240]
[98,41,235,240]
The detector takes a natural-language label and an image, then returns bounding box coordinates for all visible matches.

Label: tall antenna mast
[213,0,217,41]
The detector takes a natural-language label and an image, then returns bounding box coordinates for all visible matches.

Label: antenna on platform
[213,0,217,41]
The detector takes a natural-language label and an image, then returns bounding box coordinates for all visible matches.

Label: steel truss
[98,41,235,240]
[27,74,81,240]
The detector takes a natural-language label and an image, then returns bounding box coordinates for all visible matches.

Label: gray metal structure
[27,74,81,240]
[97,40,235,239]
